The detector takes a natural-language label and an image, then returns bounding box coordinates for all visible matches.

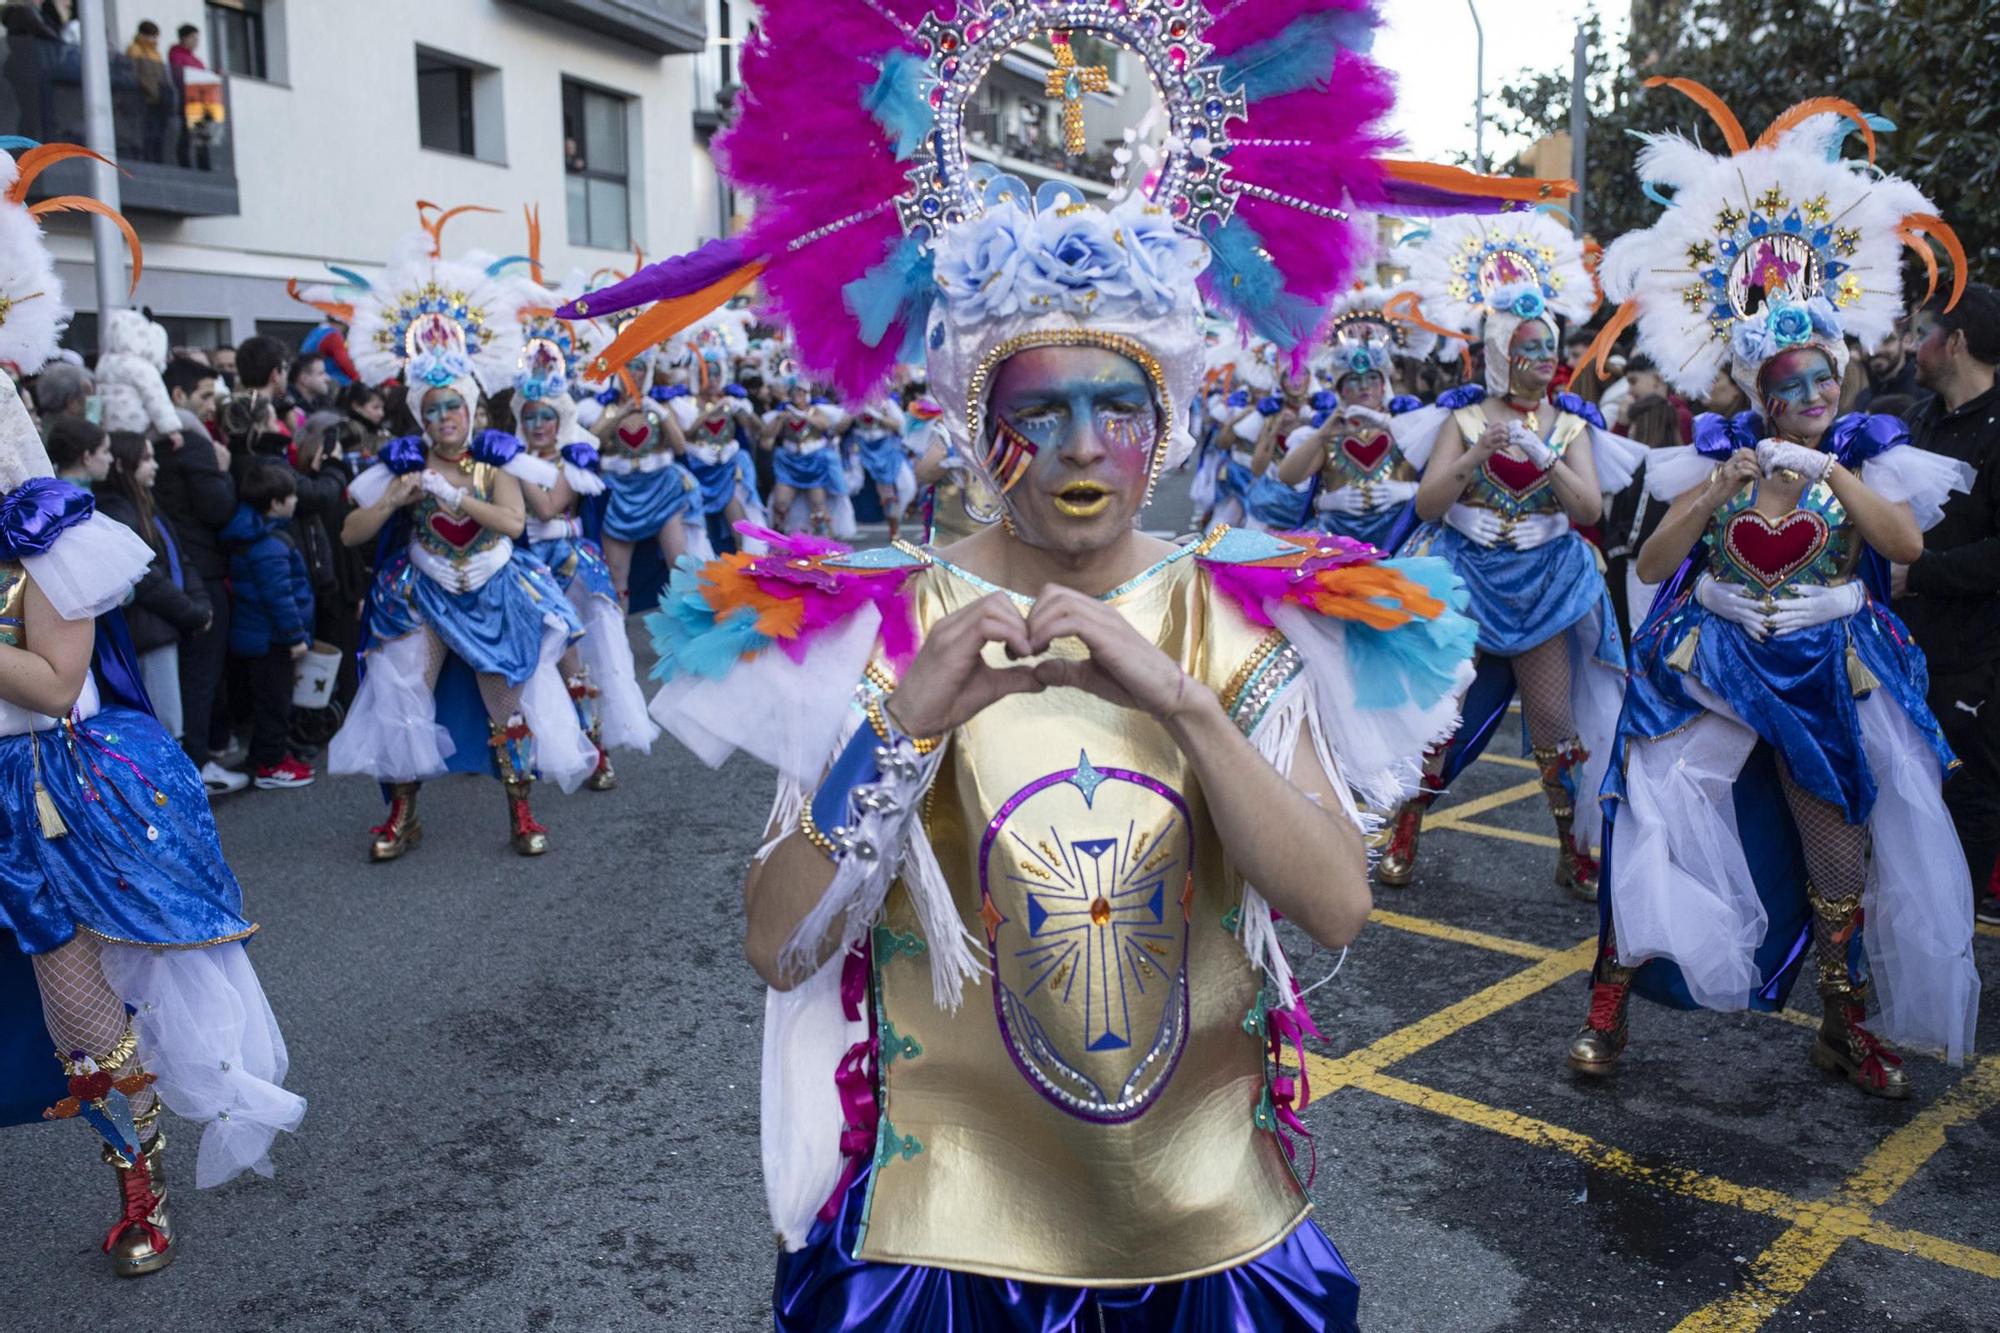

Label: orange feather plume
[1898,214,1968,312]
[588,260,768,383]
[25,197,142,294]
[1583,298,1640,379]
[1755,97,1877,161]
[1381,160,1576,205]
[415,200,500,257]
[1642,77,1749,154]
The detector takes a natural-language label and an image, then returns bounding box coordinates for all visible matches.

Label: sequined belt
[410,537,512,595]
[600,452,679,476]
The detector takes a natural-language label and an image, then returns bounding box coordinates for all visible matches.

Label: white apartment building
[3,0,728,353]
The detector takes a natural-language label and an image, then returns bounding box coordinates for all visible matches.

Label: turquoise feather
[324,264,373,292]
[647,559,773,680]
[1219,10,1373,102]
[864,51,936,162]
[1344,557,1478,711]
[1205,217,1323,347]
[843,234,936,361]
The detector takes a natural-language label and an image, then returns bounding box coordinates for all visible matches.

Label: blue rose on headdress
[935,203,1036,325]
[1731,318,1776,366]
[1346,347,1376,376]
[1114,198,1207,317]
[1509,290,1546,321]
[1767,300,1814,348]
[1022,206,1135,316]
[1806,296,1843,341]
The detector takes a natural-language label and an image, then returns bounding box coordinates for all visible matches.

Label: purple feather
[556,234,758,322]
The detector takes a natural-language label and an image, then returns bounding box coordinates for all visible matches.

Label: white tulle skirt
[1610,679,1980,1061]
[99,941,306,1187]
[573,592,660,754]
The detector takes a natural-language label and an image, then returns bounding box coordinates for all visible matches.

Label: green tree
[1491,0,2000,285]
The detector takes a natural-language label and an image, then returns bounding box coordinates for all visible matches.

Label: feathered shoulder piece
[1197,527,1448,631]
[1594,79,1965,400]
[559,0,1571,407]
[648,526,927,684]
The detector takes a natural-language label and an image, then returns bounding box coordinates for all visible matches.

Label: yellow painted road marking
[1863,1219,2000,1279]
[1977,921,2000,941]
[1305,939,1597,1092]
[1481,753,1540,771]
[1429,778,1545,825]
[1671,1057,2000,1332]
[1430,819,1561,850]
[1366,909,1557,961]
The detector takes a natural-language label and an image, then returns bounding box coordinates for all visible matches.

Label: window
[207,0,268,81]
[563,80,633,251]
[417,52,475,157]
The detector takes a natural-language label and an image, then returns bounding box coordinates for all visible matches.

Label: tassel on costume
[32,742,67,839]
[1845,631,1882,696]
[1664,624,1700,673]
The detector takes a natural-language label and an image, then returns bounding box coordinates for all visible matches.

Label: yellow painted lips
[1052,481,1112,518]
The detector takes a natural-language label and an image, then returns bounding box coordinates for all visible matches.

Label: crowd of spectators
[5,317,406,797]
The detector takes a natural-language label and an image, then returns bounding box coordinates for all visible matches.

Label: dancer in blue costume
[513,334,660,791]
[329,210,592,859]
[1382,210,1646,897]
[0,148,302,1277]
[1240,369,1330,534]
[762,375,853,537]
[1277,284,1441,550]
[1568,89,1980,1089]
[561,0,1577,1318]
[676,324,768,552]
[847,396,918,540]
[589,362,703,602]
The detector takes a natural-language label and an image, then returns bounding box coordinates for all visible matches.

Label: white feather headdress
[347,207,527,402]
[1594,83,1963,411]
[1402,209,1596,394]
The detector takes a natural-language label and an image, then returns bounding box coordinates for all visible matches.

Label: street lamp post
[76,0,127,330]
[1467,0,1485,174]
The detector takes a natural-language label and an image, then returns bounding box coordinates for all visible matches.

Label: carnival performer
[1277,285,1440,550]
[762,374,852,536]
[1239,368,1328,534]
[327,210,593,859]
[846,396,917,540]
[512,332,660,790]
[558,0,1577,1322]
[676,319,768,552]
[1205,342,1278,529]
[0,142,302,1277]
[1379,211,1646,896]
[1567,90,1980,1091]
[588,360,704,602]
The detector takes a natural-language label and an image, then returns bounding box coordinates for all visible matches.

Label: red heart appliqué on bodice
[616,421,653,450]
[1340,434,1391,473]
[1483,451,1548,498]
[428,511,482,550]
[699,418,730,438]
[1724,510,1829,590]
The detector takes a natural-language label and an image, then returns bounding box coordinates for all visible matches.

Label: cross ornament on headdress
[1044,31,1109,158]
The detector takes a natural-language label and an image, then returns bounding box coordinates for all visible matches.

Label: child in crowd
[220,461,316,789]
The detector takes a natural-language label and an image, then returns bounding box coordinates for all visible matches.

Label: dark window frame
[206,0,268,81]
[562,78,634,251]
[416,51,477,158]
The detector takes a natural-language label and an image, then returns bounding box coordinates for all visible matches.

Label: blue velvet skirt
[1621,596,1951,824]
[525,535,619,611]
[857,436,908,490]
[686,452,759,515]
[775,447,847,494]
[1404,524,1613,658]
[0,707,251,956]
[602,465,699,542]
[361,549,582,687]
[1245,473,1314,530]
[1319,505,1403,554]
[775,1167,1359,1333]
[1219,458,1256,508]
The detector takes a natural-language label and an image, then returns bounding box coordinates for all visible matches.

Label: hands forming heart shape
[884,588,1196,740]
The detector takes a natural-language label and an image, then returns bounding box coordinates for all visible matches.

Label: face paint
[1338,372,1387,413]
[1759,347,1839,439]
[986,346,1160,547]
[423,395,468,422]
[1508,321,1560,393]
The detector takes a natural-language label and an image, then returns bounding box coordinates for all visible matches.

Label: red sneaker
[1979,859,2000,927]
[254,756,316,790]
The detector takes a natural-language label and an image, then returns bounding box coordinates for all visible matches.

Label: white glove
[1766,581,1865,637]
[1340,405,1392,429]
[1757,439,1834,484]
[1695,572,1772,641]
[1317,485,1372,517]
[1443,503,1505,547]
[420,469,465,512]
[1509,511,1572,551]
[1372,479,1419,507]
[1507,420,1556,468]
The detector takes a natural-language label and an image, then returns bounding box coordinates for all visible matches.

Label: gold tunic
[856,543,1311,1285]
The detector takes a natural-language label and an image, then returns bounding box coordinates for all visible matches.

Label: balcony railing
[0,34,240,217]
[501,0,706,55]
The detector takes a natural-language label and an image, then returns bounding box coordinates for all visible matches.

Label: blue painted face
[1508,320,1560,394]
[988,345,1160,553]
[1758,347,1840,443]
[1338,371,1388,413]
[421,388,471,448]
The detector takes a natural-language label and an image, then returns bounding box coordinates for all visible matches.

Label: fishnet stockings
[1509,635,1576,749]
[1775,759,1870,998]
[415,628,526,725]
[32,932,155,1118]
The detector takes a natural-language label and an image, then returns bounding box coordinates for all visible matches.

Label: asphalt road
[2,477,1996,1332]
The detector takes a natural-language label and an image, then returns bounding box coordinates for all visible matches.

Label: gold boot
[585,723,616,792]
[1374,797,1429,887]
[491,717,550,855]
[103,1114,173,1278]
[505,779,550,856]
[1567,939,1635,1075]
[1807,881,1909,1099]
[1535,741,1599,901]
[368,782,423,862]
